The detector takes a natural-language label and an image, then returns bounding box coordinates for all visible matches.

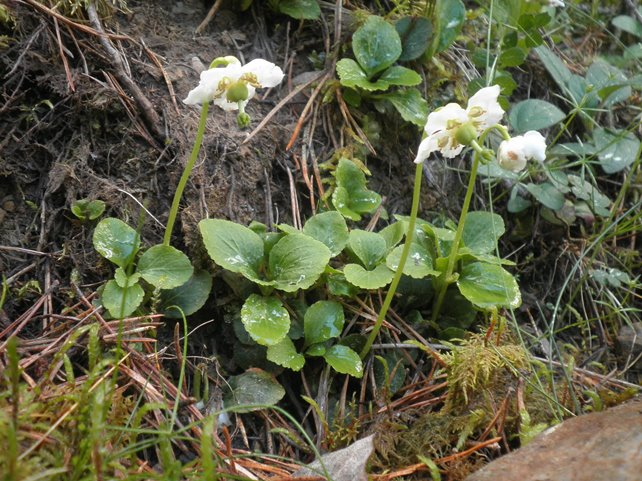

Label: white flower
[183,56,284,111]
[497,131,547,172]
[548,0,564,7]
[414,85,505,163]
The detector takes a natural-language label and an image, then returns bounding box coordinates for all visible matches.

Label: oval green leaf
[137,245,193,289]
[352,16,402,77]
[277,0,320,20]
[462,211,505,255]
[241,294,290,346]
[323,345,363,378]
[509,99,566,133]
[386,243,438,279]
[102,279,144,318]
[93,217,140,268]
[199,219,264,282]
[160,269,213,319]
[344,263,394,290]
[223,368,285,412]
[593,127,640,174]
[266,337,305,371]
[303,211,349,257]
[457,262,521,309]
[304,300,345,346]
[337,58,391,91]
[383,88,429,127]
[395,16,432,61]
[378,66,422,87]
[268,234,331,292]
[348,230,388,270]
[525,182,565,211]
[332,158,382,220]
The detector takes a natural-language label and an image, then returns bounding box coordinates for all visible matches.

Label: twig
[243,70,327,145]
[195,0,225,35]
[86,1,164,141]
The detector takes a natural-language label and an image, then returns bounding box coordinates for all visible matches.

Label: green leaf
[332,158,382,220]
[352,16,402,76]
[457,262,521,309]
[306,343,327,357]
[593,127,640,174]
[102,279,144,318]
[269,234,331,292]
[395,16,432,61]
[568,175,611,217]
[586,59,631,107]
[344,263,394,289]
[612,15,642,38]
[137,245,193,289]
[266,337,305,371]
[378,66,422,86]
[348,230,387,269]
[160,270,213,318]
[304,300,345,346]
[323,345,363,377]
[507,186,532,213]
[462,212,505,255]
[277,0,320,20]
[386,243,438,279]
[71,199,105,221]
[224,368,285,412]
[303,211,349,257]
[380,222,405,250]
[336,58,391,91]
[499,47,527,68]
[114,267,141,288]
[199,219,264,283]
[525,182,565,210]
[508,99,566,133]
[431,0,465,55]
[534,46,586,105]
[326,270,360,298]
[93,218,140,268]
[383,88,429,127]
[241,294,290,346]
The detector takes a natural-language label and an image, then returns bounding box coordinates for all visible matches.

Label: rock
[617,322,642,371]
[465,398,642,481]
[292,435,375,481]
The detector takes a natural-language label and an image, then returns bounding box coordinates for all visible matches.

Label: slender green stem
[431,143,483,322]
[360,162,423,359]
[163,102,209,246]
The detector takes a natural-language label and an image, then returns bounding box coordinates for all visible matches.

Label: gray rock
[465,398,642,481]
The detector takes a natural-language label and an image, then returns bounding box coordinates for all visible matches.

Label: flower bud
[497,131,547,173]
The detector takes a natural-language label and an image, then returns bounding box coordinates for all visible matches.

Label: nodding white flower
[497,131,547,172]
[414,85,505,163]
[183,56,284,112]
[548,0,564,7]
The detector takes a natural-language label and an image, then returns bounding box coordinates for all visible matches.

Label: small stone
[617,322,642,370]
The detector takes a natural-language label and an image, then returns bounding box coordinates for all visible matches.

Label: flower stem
[163,102,209,246]
[360,162,423,359]
[431,143,482,322]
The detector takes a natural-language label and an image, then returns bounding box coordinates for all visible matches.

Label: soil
[0,0,432,322]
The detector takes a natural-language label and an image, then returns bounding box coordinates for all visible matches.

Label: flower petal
[242,59,284,88]
[424,103,467,135]
[183,65,239,105]
[414,134,440,163]
[497,137,528,172]
[523,131,547,162]
[467,85,504,130]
